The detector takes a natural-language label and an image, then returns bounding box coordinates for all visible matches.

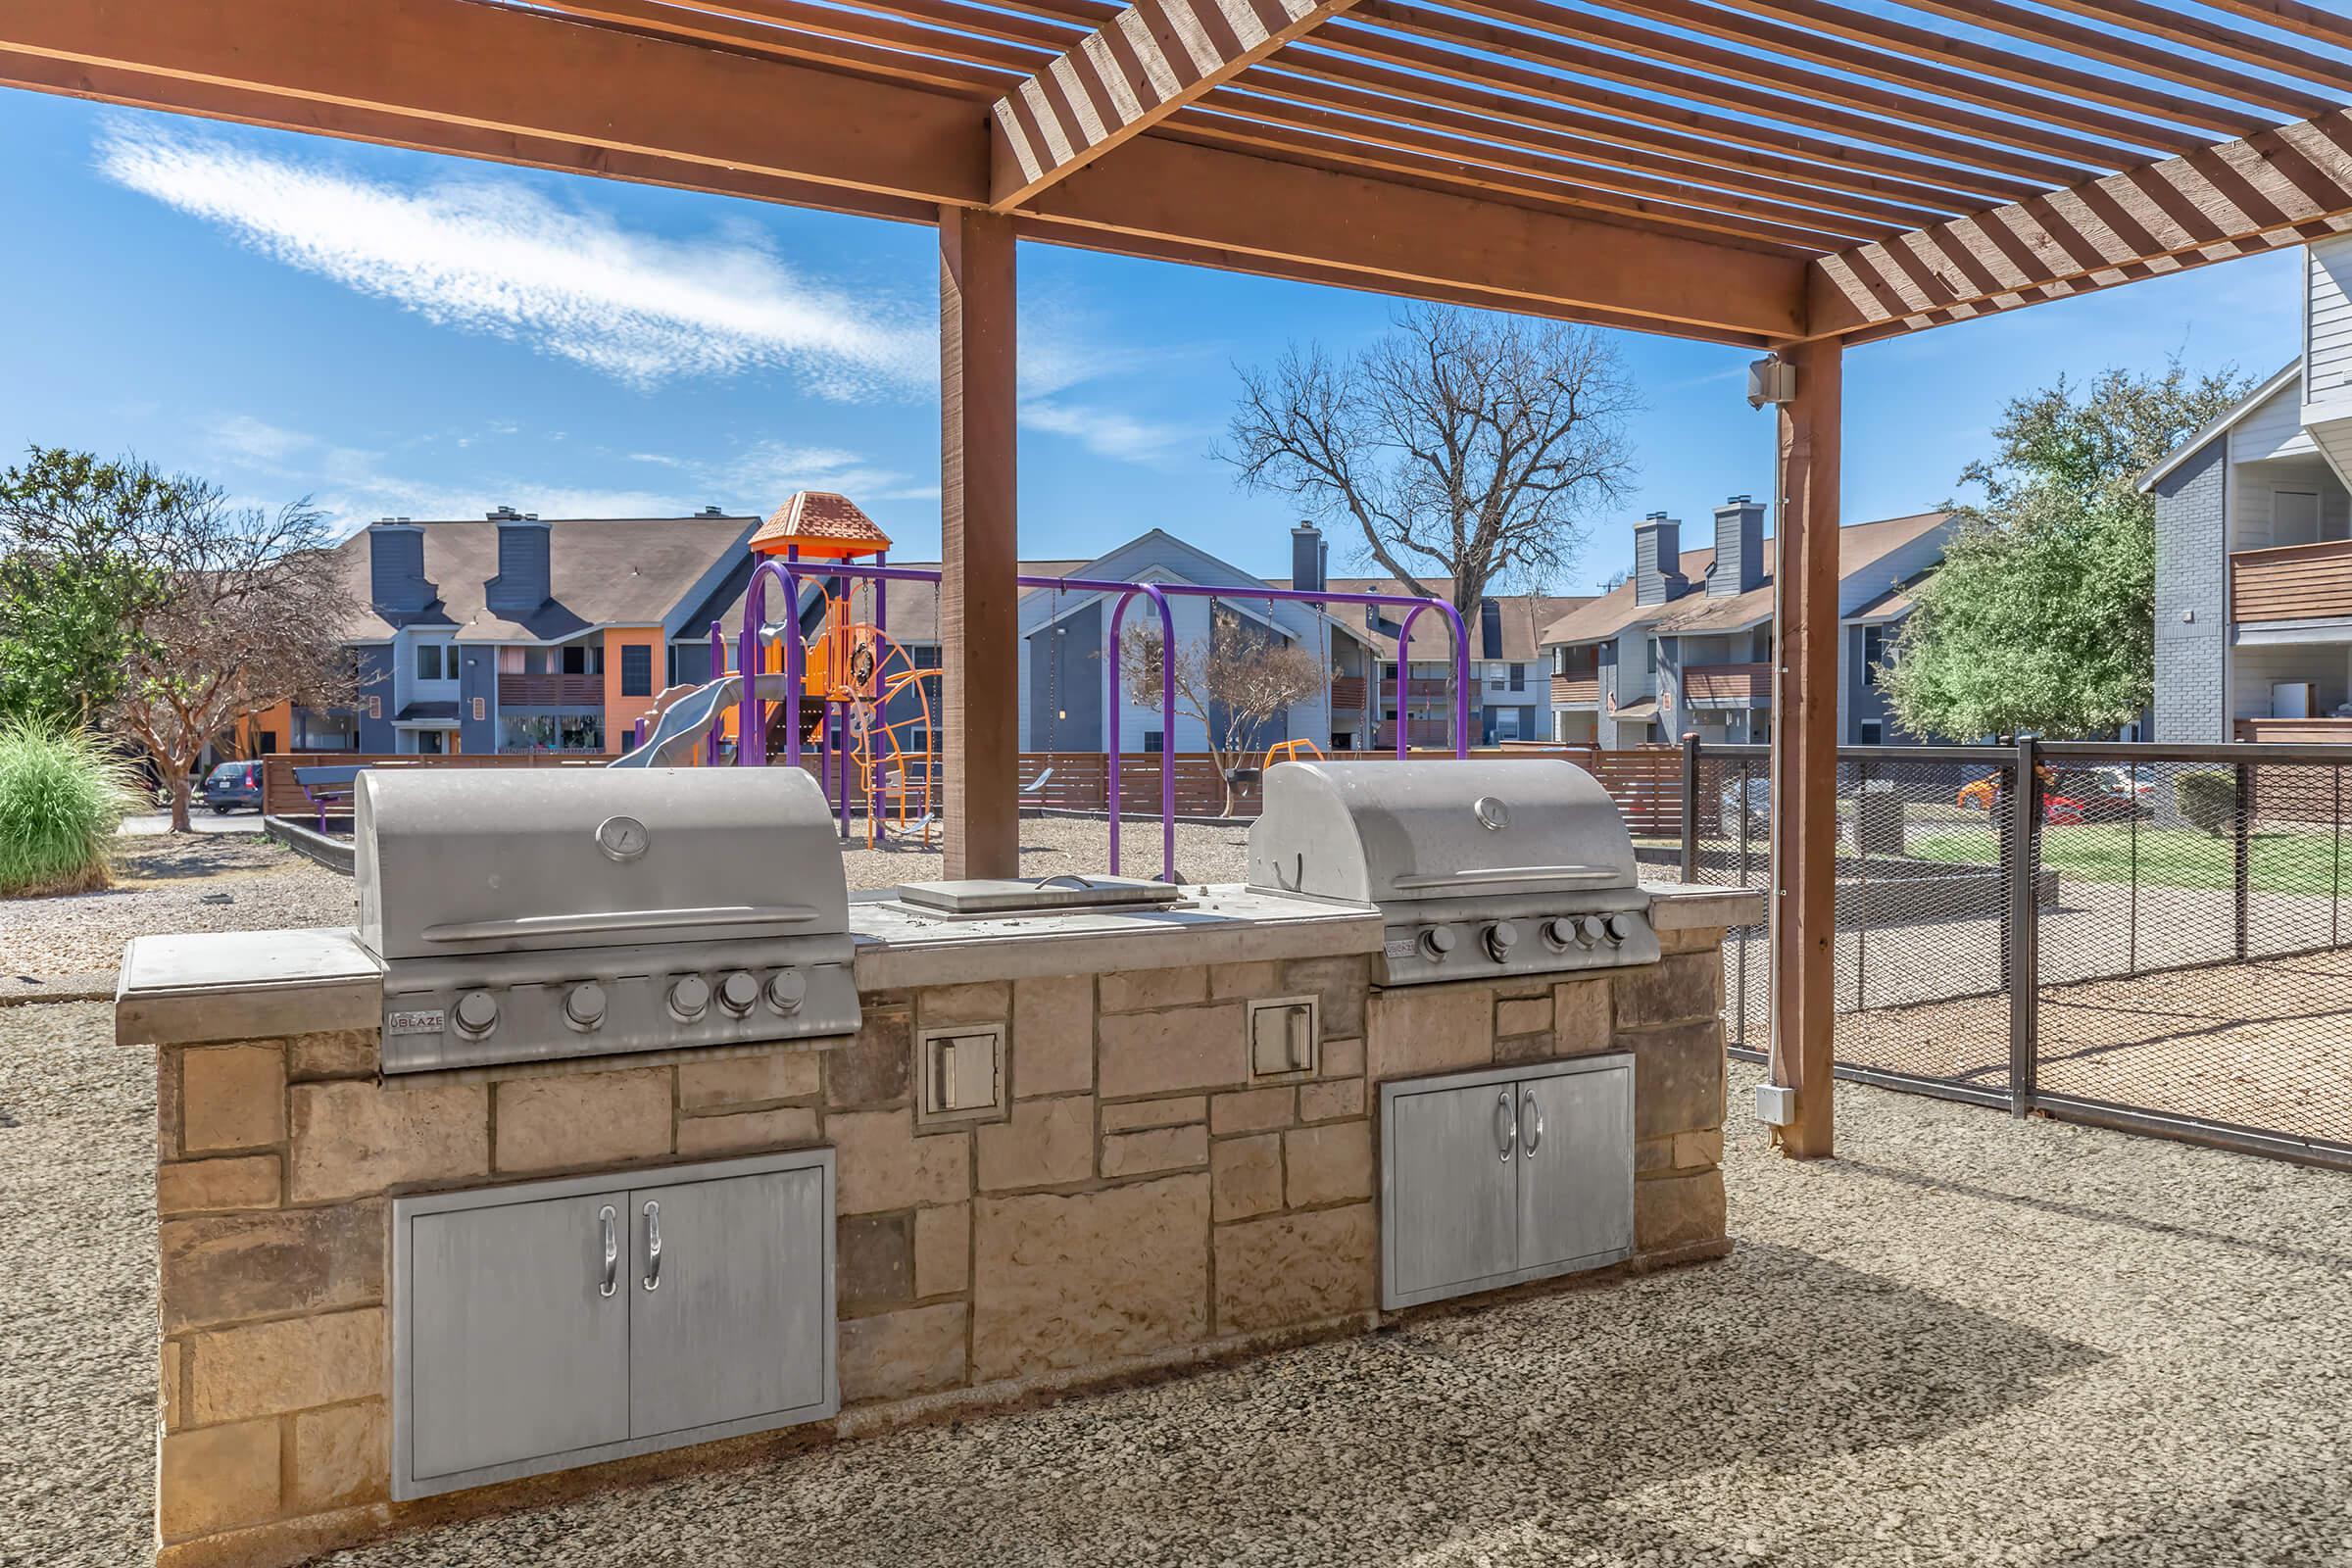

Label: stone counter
[121,882,1758,1568]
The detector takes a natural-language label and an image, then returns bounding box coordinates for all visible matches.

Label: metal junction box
[1379,1054,1634,1309]
[390,1149,837,1499]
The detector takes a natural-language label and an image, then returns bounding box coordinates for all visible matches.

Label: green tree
[1883,361,2251,740]
[0,448,182,727]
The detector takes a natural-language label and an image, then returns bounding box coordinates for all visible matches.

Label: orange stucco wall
[603,626,665,753]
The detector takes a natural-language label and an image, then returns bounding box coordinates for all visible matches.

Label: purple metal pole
[706,620,724,766]
[1102,584,1178,882]
[1392,600,1474,759]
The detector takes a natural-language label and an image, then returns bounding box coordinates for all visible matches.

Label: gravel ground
[838,815,1253,891]
[2,835,356,1001]
[9,1023,2352,1568]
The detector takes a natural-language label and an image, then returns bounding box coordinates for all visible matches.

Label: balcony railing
[2236,717,2352,743]
[498,672,606,707]
[2232,539,2352,623]
[1682,662,1772,705]
[1550,673,1600,705]
[1329,675,1368,712]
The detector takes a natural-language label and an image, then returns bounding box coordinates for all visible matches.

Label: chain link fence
[1678,738,2352,1167]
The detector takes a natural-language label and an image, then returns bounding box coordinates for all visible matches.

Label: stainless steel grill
[357,767,859,1073]
[1247,759,1658,986]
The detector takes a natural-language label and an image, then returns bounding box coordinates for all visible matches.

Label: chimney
[1633,514,1688,606]
[486,513,554,614]
[1291,520,1327,595]
[1478,598,1503,659]
[367,521,432,616]
[1709,494,1766,596]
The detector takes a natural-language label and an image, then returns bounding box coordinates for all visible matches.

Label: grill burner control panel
[1378,908,1661,987]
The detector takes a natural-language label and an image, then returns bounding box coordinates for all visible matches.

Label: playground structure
[619,491,1475,881]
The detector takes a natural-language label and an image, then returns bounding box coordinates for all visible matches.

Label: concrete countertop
[117,927,383,1047]
[1642,881,1766,930]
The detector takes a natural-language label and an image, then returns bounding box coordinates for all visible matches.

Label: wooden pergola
[8,0,2350,1154]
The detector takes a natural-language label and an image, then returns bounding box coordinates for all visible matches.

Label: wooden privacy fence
[263,744,1685,835]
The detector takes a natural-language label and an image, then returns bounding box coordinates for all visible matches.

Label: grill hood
[358,766,847,961]
[1248,759,1639,906]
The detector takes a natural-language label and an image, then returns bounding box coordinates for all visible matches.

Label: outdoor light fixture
[1746,354,1796,410]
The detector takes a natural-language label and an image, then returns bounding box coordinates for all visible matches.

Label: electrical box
[919,1024,1004,1121]
[1247,995,1319,1078]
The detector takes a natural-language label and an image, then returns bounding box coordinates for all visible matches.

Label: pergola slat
[2030,0,2352,95]
[2195,0,2352,50]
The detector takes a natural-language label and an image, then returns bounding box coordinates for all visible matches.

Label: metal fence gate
[1679,738,2352,1169]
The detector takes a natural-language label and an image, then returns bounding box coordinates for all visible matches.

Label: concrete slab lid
[1642,881,1766,929]
[119,926,382,1000]
[892,875,1184,915]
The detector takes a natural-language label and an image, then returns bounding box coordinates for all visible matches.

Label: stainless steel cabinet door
[1514,1063,1634,1274]
[1385,1080,1519,1305]
[406,1191,629,1484]
[628,1168,830,1439]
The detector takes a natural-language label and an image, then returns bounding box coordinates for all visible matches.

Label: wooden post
[939,206,1021,878]
[1768,340,1840,1159]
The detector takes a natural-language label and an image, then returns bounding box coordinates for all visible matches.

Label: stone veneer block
[1659,924,1724,956]
[1297,1080,1363,1123]
[1283,956,1368,1039]
[1675,1127,1726,1168]
[288,1030,379,1082]
[1213,1203,1376,1335]
[675,1104,819,1158]
[976,1096,1094,1191]
[1209,1134,1281,1222]
[1553,978,1612,1054]
[291,1400,389,1513]
[1625,1019,1726,1141]
[1614,954,1720,1028]
[828,1008,911,1107]
[1495,996,1553,1038]
[1283,1121,1373,1208]
[1636,1167,1726,1251]
[158,1051,181,1162]
[913,1201,969,1297]
[922,981,1011,1023]
[1209,960,1283,999]
[838,1212,914,1310]
[1209,1086,1293,1137]
[1318,1036,1365,1080]
[1011,975,1092,1097]
[187,1308,384,1425]
[678,1051,821,1110]
[833,1111,970,1215]
[495,1068,672,1174]
[1102,1096,1205,1132]
[290,1079,488,1203]
[158,1154,281,1216]
[163,1342,183,1427]
[180,1044,286,1153]
[839,1302,968,1403]
[1101,1124,1207,1179]
[161,1418,281,1542]
[1366,986,1493,1081]
[1097,1004,1247,1099]
[972,1174,1209,1382]
[1099,966,1206,1013]
[161,1201,384,1334]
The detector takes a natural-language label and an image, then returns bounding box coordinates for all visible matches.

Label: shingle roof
[748,490,894,556]
[1262,578,1589,662]
[335,514,760,642]
[702,559,1092,647]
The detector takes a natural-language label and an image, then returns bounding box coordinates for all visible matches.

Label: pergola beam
[1810,109,2352,339]
[989,0,1361,210]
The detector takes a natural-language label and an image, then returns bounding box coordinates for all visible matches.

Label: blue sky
[0,89,2308,594]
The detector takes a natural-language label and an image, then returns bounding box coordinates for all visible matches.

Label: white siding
[2229,457,2349,551]
[2230,375,2318,463]
[2308,236,2352,413]
[2232,644,2352,722]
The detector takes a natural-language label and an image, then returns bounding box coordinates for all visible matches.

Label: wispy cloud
[97,120,932,397]
[718,442,939,505]
[204,414,312,466]
[1016,399,1201,465]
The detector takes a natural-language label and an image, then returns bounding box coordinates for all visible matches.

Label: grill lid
[358,766,847,960]
[1247,759,1637,906]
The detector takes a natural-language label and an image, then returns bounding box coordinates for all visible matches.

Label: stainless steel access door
[1384,1078,1519,1306]
[1514,1065,1634,1275]
[406,1190,630,1485]
[628,1166,831,1439]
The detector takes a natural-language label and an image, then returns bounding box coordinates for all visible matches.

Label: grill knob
[718,970,760,1016]
[667,975,710,1021]
[1602,913,1633,944]
[1484,920,1520,961]
[564,981,608,1030]
[1418,927,1457,961]
[766,970,808,1013]
[1543,917,1578,951]
[453,990,499,1038]
[1579,916,1609,948]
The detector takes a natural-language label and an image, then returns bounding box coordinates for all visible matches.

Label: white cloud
[204,414,313,466]
[1016,399,1200,465]
[98,121,932,397]
[718,442,939,505]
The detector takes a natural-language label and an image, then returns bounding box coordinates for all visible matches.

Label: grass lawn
[1909,821,2352,897]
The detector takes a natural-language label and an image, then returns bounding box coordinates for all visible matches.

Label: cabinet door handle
[1494,1090,1516,1161]
[642,1200,662,1292]
[1520,1090,1544,1157]
[598,1204,618,1298]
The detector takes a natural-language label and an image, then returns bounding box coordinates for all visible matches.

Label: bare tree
[1120,606,1326,815]
[106,484,366,831]
[1223,304,1639,622]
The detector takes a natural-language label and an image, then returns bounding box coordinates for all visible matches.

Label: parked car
[200,760,264,813]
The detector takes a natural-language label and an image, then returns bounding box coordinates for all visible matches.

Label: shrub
[0,721,136,896]
[2174,770,2235,837]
